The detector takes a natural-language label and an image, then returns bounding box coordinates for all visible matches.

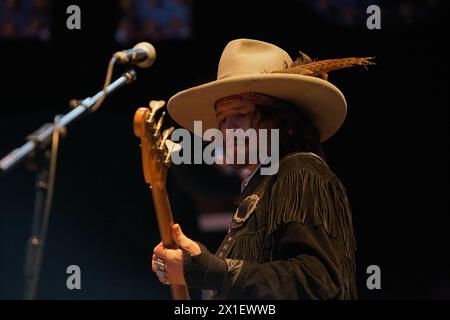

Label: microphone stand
[0,69,137,300]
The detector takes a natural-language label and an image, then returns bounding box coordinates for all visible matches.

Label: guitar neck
[150,184,190,300]
[133,105,190,300]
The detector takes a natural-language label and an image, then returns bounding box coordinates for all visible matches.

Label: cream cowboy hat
[167,38,373,142]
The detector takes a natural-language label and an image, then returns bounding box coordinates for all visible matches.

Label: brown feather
[272,57,375,79]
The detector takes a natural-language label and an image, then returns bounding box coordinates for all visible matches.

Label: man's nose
[221,115,239,130]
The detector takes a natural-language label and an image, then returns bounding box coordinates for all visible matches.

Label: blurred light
[0,0,50,40]
[115,0,192,44]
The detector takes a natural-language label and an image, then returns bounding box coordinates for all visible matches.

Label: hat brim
[167,73,347,142]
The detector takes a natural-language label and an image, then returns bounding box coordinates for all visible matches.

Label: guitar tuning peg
[149,100,166,110]
[164,139,182,164]
[148,100,165,123]
[153,111,165,138]
[148,100,166,109]
[144,110,152,125]
[159,127,175,151]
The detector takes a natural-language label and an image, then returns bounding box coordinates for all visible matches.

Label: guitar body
[133,103,190,300]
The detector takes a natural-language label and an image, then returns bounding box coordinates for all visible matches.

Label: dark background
[1,0,449,299]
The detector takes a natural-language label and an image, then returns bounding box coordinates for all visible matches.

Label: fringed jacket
[183,152,357,299]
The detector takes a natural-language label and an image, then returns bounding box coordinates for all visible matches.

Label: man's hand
[151,224,202,285]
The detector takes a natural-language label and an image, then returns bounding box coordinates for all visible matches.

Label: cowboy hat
[167,38,372,142]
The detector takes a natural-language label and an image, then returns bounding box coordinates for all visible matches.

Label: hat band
[214,92,291,110]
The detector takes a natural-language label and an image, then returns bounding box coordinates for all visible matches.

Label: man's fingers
[154,241,168,260]
[151,253,156,272]
[172,224,192,249]
[153,241,164,254]
[172,224,202,256]
[157,275,170,285]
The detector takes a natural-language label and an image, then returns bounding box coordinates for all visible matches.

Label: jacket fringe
[230,224,274,263]
[267,157,357,298]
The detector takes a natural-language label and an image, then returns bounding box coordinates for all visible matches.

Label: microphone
[113,42,156,68]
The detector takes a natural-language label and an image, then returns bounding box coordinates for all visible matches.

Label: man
[151,39,372,299]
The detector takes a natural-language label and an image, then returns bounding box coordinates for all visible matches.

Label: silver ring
[156,258,166,272]
[156,269,166,278]
[163,281,170,286]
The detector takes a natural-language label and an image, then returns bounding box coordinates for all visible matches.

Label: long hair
[256,103,325,160]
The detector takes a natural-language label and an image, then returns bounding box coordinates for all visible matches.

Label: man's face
[215,98,268,168]
[215,99,259,133]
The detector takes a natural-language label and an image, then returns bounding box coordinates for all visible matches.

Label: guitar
[133,100,189,300]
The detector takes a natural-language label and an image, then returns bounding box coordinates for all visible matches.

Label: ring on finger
[155,258,166,273]
[156,269,166,278]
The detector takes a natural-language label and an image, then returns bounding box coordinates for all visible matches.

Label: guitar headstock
[133,100,180,188]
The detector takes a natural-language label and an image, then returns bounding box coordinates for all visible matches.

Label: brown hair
[256,103,324,159]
